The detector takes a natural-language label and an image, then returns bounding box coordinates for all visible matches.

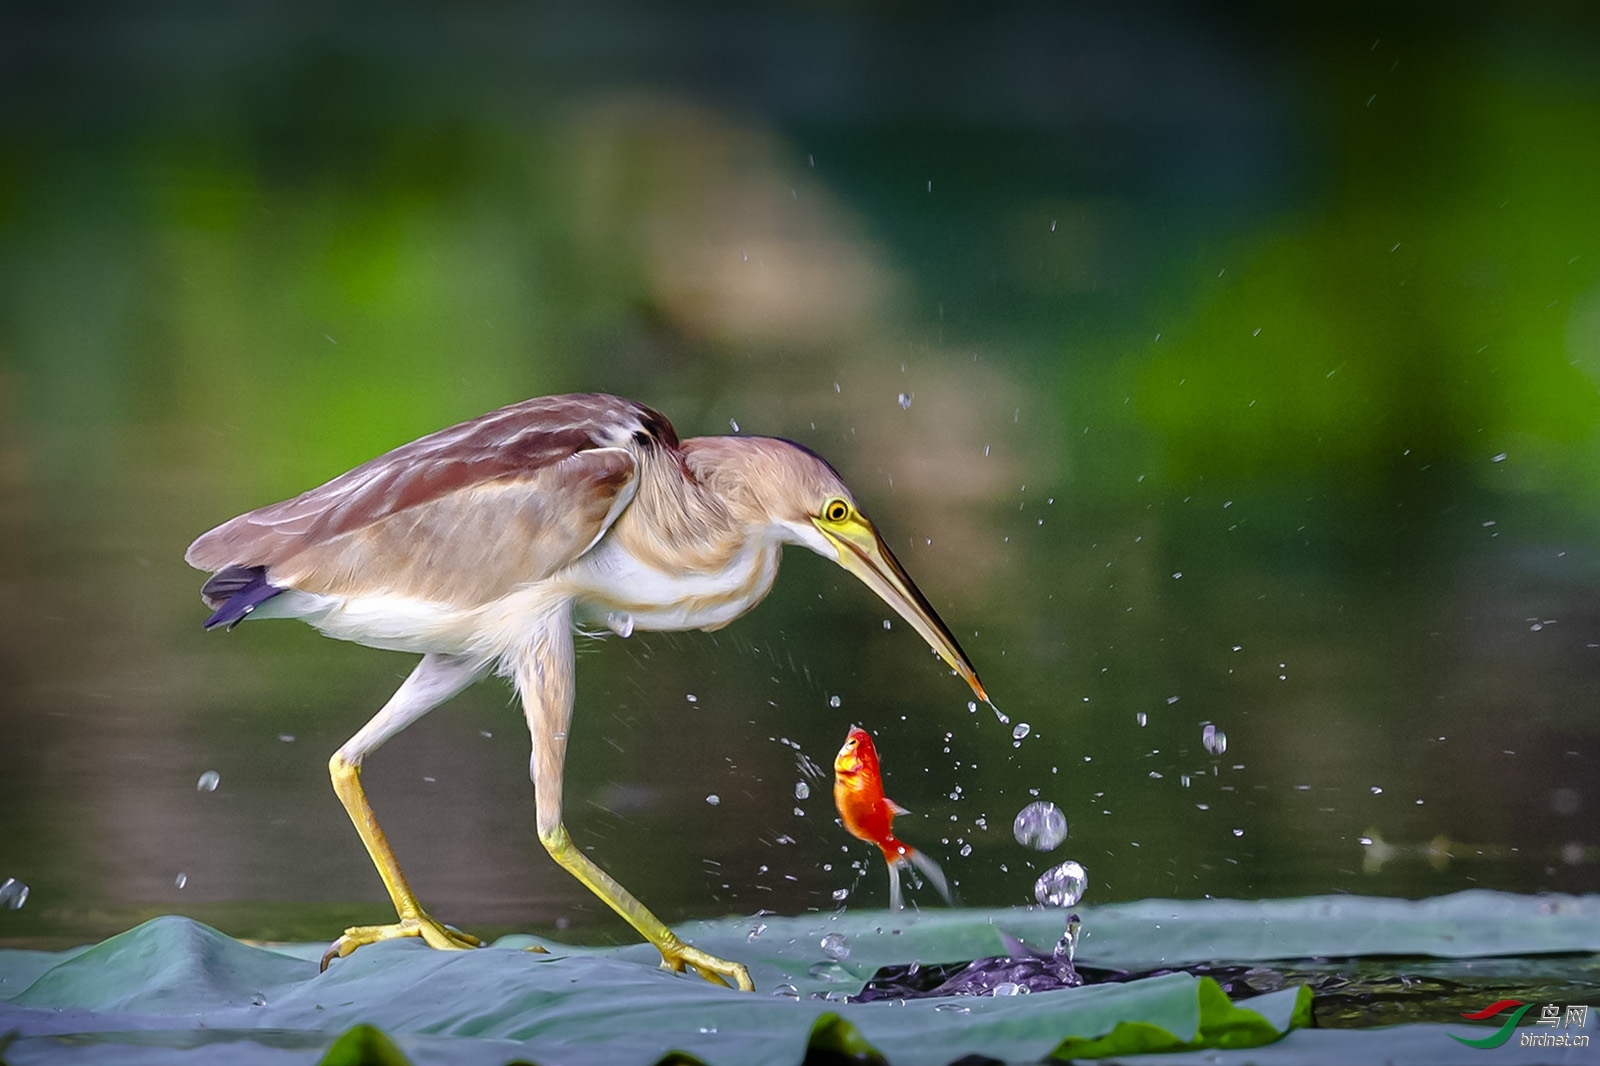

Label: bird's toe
[660,942,754,991]
[319,914,482,971]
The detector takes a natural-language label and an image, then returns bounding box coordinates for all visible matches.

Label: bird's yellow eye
[823,498,850,524]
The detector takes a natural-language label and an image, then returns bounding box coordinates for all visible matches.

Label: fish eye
[823,498,850,523]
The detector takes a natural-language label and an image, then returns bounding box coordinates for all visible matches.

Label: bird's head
[685,435,990,705]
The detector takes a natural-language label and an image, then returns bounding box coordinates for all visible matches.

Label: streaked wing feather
[275,448,638,605]
[186,394,671,606]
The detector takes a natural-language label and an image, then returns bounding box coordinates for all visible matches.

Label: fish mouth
[816,516,991,706]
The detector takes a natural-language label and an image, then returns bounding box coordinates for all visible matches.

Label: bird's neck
[615,446,754,574]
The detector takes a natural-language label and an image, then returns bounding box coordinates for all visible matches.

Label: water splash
[1056,913,1081,964]
[1012,801,1069,851]
[1034,860,1088,907]
[0,877,28,910]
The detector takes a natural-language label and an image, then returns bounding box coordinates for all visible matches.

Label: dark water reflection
[3,4,1599,949]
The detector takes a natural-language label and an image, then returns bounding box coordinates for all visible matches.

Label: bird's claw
[319,914,482,971]
[658,939,754,991]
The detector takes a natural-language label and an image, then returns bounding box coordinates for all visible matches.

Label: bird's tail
[199,565,283,630]
[885,846,955,911]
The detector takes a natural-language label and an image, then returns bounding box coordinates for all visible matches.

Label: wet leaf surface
[1,893,1595,1064]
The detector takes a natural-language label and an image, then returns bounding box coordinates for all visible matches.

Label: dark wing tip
[199,565,283,630]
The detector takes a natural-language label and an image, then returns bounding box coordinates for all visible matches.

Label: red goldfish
[833,726,952,910]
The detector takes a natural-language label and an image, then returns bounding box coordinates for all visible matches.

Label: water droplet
[960,843,972,857]
[794,781,810,800]
[1233,828,1245,837]
[820,932,851,960]
[1202,724,1228,756]
[606,611,635,638]
[1135,711,1147,727]
[968,701,978,714]
[747,922,767,942]
[0,878,29,909]
[771,983,800,999]
[992,705,1010,726]
[1370,786,1383,795]
[992,982,1026,996]
[698,1026,718,1034]
[278,734,296,743]
[897,392,913,410]
[729,418,740,432]
[829,695,841,708]
[1012,722,1031,741]
[175,872,188,889]
[686,694,698,703]
[1055,912,1082,963]
[934,1002,971,1013]
[706,794,721,806]
[196,770,220,792]
[1012,801,1069,851]
[1034,860,1088,907]
[831,887,849,901]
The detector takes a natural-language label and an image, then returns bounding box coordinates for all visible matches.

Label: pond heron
[186,393,989,990]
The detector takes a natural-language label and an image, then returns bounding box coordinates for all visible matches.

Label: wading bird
[186,393,989,991]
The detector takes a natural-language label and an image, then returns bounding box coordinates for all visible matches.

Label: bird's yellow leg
[517,610,754,991]
[320,653,490,971]
[537,820,753,991]
[320,754,481,969]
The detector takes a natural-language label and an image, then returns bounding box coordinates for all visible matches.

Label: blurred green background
[2,2,1598,948]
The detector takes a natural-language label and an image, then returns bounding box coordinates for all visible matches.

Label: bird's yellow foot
[658,936,754,991]
[320,914,482,971]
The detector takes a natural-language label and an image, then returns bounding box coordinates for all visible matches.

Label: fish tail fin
[905,846,955,906]
[886,855,904,911]
[886,845,956,909]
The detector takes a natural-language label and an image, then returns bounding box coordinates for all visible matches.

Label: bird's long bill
[821,520,990,705]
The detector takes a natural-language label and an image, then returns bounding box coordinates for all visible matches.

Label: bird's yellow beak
[815,514,991,706]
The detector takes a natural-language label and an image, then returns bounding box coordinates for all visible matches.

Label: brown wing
[186,394,674,606]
